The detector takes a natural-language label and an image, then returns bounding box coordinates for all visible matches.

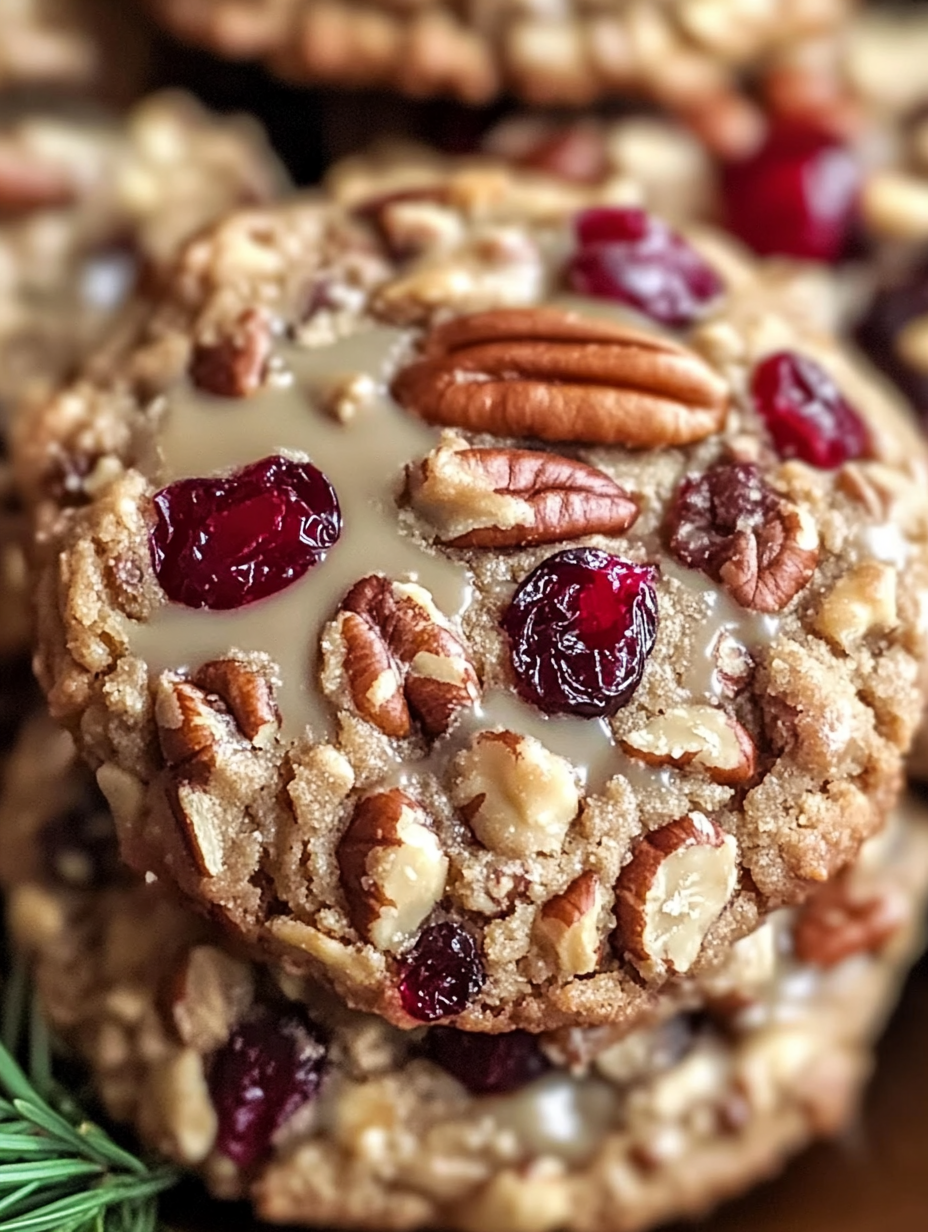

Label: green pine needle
[0,962,180,1232]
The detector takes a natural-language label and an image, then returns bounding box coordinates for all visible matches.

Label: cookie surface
[140,0,852,112]
[2,713,926,1232]
[15,159,928,1032]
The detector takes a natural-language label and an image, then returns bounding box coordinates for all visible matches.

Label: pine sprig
[0,962,180,1232]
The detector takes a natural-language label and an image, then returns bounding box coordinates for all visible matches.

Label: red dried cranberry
[398,923,485,1022]
[207,1006,327,1169]
[720,123,860,261]
[854,267,928,420]
[751,352,870,468]
[566,207,723,327]
[150,454,340,611]
[423,1028,550,1094]
[502,547,658,718]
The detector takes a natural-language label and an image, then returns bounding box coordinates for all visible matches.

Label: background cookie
[0,0,150,101]
[139,0,853,116]
[2,712,926,1232]
[14,161,928,1032]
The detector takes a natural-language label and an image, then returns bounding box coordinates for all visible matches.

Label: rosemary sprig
[0,961,180,1232]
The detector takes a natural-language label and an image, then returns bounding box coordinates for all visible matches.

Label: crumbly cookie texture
[140,0,851,113]
[2,715,926,1232]
[16,158,928,1032]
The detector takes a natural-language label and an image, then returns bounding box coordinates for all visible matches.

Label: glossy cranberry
[423,1028,550,1094]
[207,1006,327,1169]
[751,351,870,468]
[567,207,723,327]
[720,124,860,261]
[854,268,928,420]
[398,923,485,1023]
[502,547,658,718]
[150,454,340,611]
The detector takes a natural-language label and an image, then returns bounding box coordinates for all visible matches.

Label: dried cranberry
[150,454,340,611]
[751,352,870,468]
[207,1006,327,1169]
[398,923,485,1022]
[566,207,723,327]
[40,785,121,889]
[423,1028,550,1094]
[854,268,928,420]
[720,123,860,261]
[502,547,658,718]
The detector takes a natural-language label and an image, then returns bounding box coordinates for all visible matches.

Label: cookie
[0,0,149,101]
[140,0,852,113]
[2,713,927,1232]
[14,158,928,1033]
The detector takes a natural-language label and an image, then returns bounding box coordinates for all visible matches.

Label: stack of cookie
[2,3,928,1231]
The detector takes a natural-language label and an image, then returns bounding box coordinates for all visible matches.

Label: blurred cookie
[140,0,852,114]
[0,0,149,101]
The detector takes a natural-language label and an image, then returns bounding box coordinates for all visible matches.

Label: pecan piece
[613,814,739,980]
[667,461,819,612]
[155,657,279,876]
[391,307,729,448]
[190,307,272,398]
[408,436,638,548]
[619,705,756,786]
[322,577,480,738]
[793,876,907,968]
[337,789,448,952]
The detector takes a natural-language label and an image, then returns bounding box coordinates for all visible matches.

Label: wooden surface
[164,952,928,1232]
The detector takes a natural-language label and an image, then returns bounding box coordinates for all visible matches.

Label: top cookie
[140,0,852,112]
[16,157,928,1033]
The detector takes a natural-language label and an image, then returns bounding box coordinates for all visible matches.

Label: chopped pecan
[155,657,279,876]
[391,307,729,447]
[667,461,818,612]
[323,576,480,738]
[613,814,739,980]
[408,436,639,548]
[337,789,448,952]
[619,705,756,786]
[190,307,272,398]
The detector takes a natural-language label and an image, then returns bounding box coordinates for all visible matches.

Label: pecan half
[391,307,729,448]
[408,436,639,548]
[793,875,907,968]
[322,577,480,738]
[667,461,819,613]
[190,307,272,398]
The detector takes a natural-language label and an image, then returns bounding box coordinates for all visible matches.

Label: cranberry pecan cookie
[15,160,928,1033]
[2,714,927,1232]
[140,0,852,115]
